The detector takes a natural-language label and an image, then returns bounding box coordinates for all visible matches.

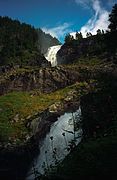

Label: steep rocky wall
[0,66,81,95]
[1,64,117,96]
[57,32,117,65]
[0,66,117,95]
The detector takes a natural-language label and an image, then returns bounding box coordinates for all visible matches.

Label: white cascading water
[45,45,62,67]
[26,108,82,179]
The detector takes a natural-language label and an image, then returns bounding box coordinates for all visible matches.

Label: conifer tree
[108,4,117,32]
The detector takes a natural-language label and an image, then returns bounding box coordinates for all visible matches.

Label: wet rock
[64,90,78,102]
[13,114,19,123]
[49,102,64,113]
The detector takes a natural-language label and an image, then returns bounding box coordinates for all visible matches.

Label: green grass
[0,80,98,143]
[72,57,105,67]
[0,83,79,143]
[0,91,61,142]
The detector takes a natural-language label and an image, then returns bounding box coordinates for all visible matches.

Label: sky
[0,0,117,42]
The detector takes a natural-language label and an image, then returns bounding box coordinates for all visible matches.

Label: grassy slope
[0,59,106,144]
[0,88,67,143]
[0,81,92,143]
[1,60,117,179]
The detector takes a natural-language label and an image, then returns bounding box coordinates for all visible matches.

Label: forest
[0,16,60,66]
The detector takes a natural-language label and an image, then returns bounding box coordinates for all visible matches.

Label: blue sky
[0,0,117,42]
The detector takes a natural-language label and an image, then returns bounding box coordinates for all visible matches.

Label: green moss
[74,57,103,66]
[0,80,99,143]
[0,84,77,142]
[62,57,105,70]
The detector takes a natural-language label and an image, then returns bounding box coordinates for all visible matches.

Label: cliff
[0,62,117,179]
[57,31,117,65]
[0,66,80,95]
[0,5,117,180]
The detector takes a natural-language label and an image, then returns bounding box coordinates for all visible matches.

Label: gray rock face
[0,66,80,95]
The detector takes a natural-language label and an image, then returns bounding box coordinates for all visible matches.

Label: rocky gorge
[0,5,117,179]
[0,61,117,179]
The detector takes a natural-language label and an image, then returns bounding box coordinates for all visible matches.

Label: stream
[26,107,82,179]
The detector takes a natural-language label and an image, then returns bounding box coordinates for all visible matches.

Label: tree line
[64,3,117,43]
[63,4,117,62]
[0,16,60,66]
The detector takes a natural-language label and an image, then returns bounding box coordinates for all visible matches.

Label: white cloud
[70,32,77,39]
[75,0,91,9]
[92,0,101,14]
[73,0,110,37]
[42,23,72,40]
[89,10,109,35]
[42,0,112,41]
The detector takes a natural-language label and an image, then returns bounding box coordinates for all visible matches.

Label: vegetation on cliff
[39,4,117,179]
[47,75,117,180]
[0,79,97,144]
[57,4,117,65]
[57,30,117,65]
[0,3,117,180]
[108,3,117,32]
[0,16,59,67]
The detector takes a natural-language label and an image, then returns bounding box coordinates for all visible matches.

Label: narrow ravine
[26,107,82,179]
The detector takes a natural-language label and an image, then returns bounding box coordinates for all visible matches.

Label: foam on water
[45,45,62,67]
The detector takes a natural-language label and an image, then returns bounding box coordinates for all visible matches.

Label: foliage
[0,16,39,65]
[59,29,117,65]
[0,83,75,142]
[108,4,117,32]
[58,4,117,66]
[86,32,92,38]
[64,33,74,44]
[0,79,99,143]
[40,66,117,180]
[0,90,63,142]
[54,135,117,180]
[76,32,83,41]
[0,16,59,66]
[74,57,103,66]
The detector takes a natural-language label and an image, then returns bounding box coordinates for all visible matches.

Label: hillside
[37,28,61,54]
[57,31,117,65]
[0,3,117,180]
[0,16,60,67]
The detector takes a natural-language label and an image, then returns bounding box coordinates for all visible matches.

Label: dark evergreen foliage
[0,16,60,66]
[64,33,74,44]
[108,4,117,32]
[0,16,39,65]
[59,30,117,65]
[59,4,117,65]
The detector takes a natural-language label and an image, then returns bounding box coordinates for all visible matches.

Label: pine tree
[108,4,117,32]
[64,33,74,44]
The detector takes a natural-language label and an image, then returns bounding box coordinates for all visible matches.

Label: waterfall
[45,45,62,67]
